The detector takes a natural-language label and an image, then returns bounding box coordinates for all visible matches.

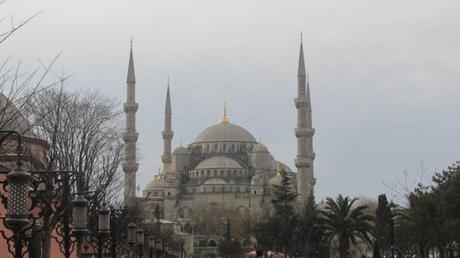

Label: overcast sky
[2,0,459,202]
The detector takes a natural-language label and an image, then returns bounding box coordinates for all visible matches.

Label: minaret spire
[294,37,315,202]
[123,42,139,208]
[162,79,173,165]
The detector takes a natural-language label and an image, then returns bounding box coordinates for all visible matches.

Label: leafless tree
[26,87,124,258]
[0,2,64,136]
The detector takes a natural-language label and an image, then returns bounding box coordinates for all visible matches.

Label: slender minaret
[123,42,139,208]
[162,79,174,167]
[294,37,315,201]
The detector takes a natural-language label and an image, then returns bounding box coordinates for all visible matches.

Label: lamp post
[453,242,459,258]
[5,160,31,258]
[155,239,163,258]
[97,206,110,258]
[127,222,137,258]
[72,195,89,258]
[148,235,155,258]
[136,228,145,258]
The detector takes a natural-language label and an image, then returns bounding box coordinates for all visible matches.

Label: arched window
[184,223,193,233]
[208,240,217,247]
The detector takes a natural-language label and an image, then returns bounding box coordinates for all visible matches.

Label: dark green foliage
[270,171,298,256]
[375,194,392,255]
[321,195,375,258]
[394,161,460,258]
[219,219,242,258]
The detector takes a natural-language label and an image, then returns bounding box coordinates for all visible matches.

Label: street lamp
[5,161,31,232]
[136,228,145,258]
[5,160,31,258]
[155,239,163,258]
[72,195,89,240]
[97,206,110,258]
[453,242,459,258]
[98,206,110,234]
[127,222,137,257]
[148,235,155,258]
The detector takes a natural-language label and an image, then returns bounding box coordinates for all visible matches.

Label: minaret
[294,37,315,201]
[123,42,139,208]
[162,79,174,167]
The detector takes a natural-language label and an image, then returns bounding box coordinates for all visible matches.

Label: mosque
[121,39,316,252]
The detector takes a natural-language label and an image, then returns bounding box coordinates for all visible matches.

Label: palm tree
[321,195,375,258]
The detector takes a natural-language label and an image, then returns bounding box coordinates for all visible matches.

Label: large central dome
[193,122,257,143]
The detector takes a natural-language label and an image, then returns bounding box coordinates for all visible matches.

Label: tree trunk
[339,238,349,258]
[41,225,52,258]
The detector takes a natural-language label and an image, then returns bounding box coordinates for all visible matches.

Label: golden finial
[220,102,229,124]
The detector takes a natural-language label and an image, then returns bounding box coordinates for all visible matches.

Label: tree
[375,194,392,255]
[295,195,330,258]
[395,161,460,258]
[321,195,374,258]
[219,219,242,258]
[26,87,123,258]
[269,170,298,256]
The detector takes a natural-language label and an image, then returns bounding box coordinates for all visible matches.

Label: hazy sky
[2,0,460,202]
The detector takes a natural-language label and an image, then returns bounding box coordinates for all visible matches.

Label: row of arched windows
[186,185,250,193]
[192,142,255,154]
[189,169,248,178]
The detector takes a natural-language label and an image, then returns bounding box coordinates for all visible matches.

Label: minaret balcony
[295,127,315,137]
[294,158,311,168]
[294,98,307,108]
[161,155,172,164]
[123,132,139,142]
[162,131,174,139]
[123,103,139,112]
[122,161,139,172]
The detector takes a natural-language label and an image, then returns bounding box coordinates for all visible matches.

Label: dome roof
[144,178,167,191]
[195,156,242,170]
[275,161,293,172]
[268,175,282,186]
[193,122,257,144]
[173,146,190,155]
[252,143,269,153]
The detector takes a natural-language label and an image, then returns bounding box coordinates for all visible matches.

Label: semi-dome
[144,178,167,191]
[195,156,242,170]
[193,122,257,144]
[173,146,190,155]
[252,143,269,153]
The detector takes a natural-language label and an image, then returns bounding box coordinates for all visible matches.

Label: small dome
[173,146,190,155]
[268,175,282,186]
[193,122,257,143]
[144,178,167,191]
[275,161,293,172]
[252,143,269,153]
[195,156,242,170]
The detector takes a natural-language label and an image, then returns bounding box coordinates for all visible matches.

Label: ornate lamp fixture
[5,161,31,233]
[98,206,110,234]
[72,195,88,241]
[136,228,145,258]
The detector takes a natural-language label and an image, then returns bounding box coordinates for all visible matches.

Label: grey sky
[2,0,460,201]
